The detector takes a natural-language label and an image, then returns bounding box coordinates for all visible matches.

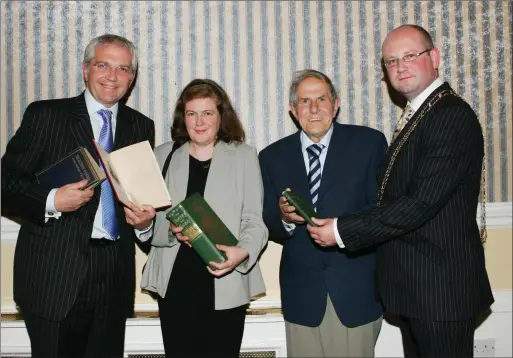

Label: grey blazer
[140,140,268,310]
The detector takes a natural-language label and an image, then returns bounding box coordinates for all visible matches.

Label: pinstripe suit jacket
[1,93,155,321]
[337,83,494,321]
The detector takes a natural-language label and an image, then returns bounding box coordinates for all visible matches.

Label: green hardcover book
[281,190,319,227]
[165,193,239,268]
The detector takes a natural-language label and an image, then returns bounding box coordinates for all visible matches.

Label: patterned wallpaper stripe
[274,2,285,140]
[5,1,12,140]
[1,1,511,202]
[497,0,508,202]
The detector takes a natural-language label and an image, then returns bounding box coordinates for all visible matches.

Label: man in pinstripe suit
[1,34,156,357]
[309,25,494,357]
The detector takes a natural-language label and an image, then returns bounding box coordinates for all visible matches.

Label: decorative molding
[476,202,513,229]
[2,202,511,243]
[1,217,23,243]
[3,292,510,316]
[1,299,283,317]
[2,291,510,357]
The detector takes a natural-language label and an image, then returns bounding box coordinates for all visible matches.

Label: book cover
[166,193,239,268]
[281,190,319,227]
[35,147,105,190]
[93,140,172,209]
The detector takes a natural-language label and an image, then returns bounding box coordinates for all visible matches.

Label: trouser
[400,316,476,358]
[158,244,247,358]
[24,240,126,358]
[285,294,382,357]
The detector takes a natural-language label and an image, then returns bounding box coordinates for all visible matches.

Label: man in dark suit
[1,34,156,358]
[309,25,494,357]
[259,69,388,357]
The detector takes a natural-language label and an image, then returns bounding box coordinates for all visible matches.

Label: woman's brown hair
[170,79,246,147]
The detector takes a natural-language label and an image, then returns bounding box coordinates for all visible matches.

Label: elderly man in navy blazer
[259,69,388,357]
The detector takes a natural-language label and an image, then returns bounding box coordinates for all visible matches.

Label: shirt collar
[300,122,334,152]
[408,78,444,111]
[84,88,119,119]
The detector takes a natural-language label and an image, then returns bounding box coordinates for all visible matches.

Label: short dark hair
[170,79,245,147]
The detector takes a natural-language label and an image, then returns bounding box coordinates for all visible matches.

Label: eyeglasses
[92,62,133,76]
[383,49,432,68]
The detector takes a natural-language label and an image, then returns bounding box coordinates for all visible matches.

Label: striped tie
[306,143,324,211]
[97,109,119,240]
[392,104,414,142]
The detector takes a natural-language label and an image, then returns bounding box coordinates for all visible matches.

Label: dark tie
[306,143,324,211]
[97,109,119,240]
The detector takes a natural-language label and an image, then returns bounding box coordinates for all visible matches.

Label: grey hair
[83,34,138,72]
[289,69,339,108]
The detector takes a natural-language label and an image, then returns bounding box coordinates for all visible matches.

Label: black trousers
[23,240,127,358]
[158,244,247,358]
[400,316,476,358]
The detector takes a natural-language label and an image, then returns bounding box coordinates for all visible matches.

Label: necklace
[199,158,211,169]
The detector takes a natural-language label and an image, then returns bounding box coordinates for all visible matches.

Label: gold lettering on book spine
[183,224,202,242]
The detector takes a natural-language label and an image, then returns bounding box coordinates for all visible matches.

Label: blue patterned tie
[97,109,119,240]
[306,143,324,211]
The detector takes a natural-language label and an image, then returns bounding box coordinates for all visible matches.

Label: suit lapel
[286,132,311,202]
[379,82,452,183]
[317,123,345,203]
[114,104,134,150]
[69,93,101,207]
[169,142,234,206]
[69,93,97,161]
[387,82,451,155]
[204,142,233,204]
[170,142,190,204]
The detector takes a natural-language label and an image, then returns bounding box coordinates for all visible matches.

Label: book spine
[169,205,227,266]
[74,150,94,183]
[284,193,318,227]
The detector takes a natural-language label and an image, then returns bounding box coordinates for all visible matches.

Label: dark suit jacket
[1,93,155,321]
[259,122,388,327]
[337,83,494,321]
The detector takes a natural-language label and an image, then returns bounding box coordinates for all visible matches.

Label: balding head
[383,25,434,53]
[382,24,440,101]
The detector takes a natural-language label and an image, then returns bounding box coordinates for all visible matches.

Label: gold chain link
[378,89,454,206]
[377,88,487,244]
[480,152,487,243]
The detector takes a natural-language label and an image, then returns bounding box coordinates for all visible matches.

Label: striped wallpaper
[1,1,511,202]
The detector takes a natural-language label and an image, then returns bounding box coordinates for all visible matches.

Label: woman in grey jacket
[139,79,268,357]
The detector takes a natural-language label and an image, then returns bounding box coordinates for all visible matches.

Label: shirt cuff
[333,218,345,248]
[134,222,154,239]
[282,220,296,234]
[45,189,62,221]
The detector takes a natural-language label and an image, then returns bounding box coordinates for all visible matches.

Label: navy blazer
[259,122,388,327]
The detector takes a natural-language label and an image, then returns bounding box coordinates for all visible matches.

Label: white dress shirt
[333,77,444,248]
[282,124,334,233]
